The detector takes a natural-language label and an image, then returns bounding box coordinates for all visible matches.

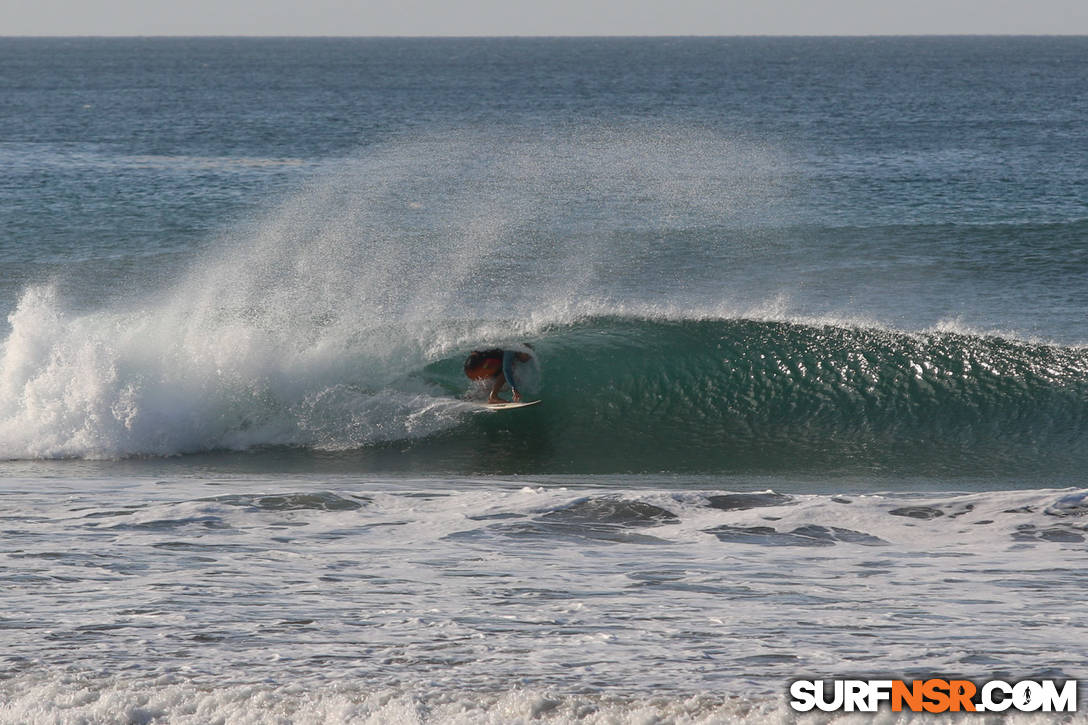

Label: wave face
[423,316,1088,476]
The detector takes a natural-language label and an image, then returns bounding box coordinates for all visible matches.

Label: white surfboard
[480,400,541,410]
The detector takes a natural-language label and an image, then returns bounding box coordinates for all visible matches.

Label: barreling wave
[415,315,1088,476]
[2,287,1086,477]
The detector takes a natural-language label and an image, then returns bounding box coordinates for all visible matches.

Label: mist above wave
[0,127,790,459]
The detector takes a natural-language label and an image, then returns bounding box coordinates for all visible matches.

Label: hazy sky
[4,0,1088,36]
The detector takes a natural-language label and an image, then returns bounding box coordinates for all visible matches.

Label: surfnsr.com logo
[789,679,1077,713]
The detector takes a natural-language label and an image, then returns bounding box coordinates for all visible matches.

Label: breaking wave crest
[3,289,1086,478]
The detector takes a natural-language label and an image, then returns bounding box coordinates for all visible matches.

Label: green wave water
[422,316,1088,477]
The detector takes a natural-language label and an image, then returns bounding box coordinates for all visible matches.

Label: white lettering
[816,680,844,712]
[844,680,869,712]
[1013,680,1044,712]
[789,680,817,712]
[868,680,893,711]
[1040,680,1077,713]
[981,680,1012,712]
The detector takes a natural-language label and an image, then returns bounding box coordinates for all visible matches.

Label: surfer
[463,347,533,404]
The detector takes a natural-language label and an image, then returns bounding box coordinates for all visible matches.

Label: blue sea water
[0,37,1087,722]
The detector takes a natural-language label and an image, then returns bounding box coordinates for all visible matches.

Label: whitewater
[3,477,1087,723]
[2,37,1087,723]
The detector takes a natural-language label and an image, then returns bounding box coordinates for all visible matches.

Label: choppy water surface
[2,476,1087,722]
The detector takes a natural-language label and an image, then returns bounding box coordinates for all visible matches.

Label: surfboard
[480,400,541,410]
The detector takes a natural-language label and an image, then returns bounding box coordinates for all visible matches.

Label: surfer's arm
[502,350,521,402]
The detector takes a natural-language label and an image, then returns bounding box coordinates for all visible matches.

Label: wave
[2,129,1085,474]
[420,315,1088,476]
[0,127,789,463]
[4,280,1084,478]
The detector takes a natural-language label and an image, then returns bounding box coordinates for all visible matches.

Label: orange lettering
[922,679,951,713]
[892,680,924,712]
[949,680,977,712]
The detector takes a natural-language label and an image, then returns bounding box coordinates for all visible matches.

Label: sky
[3,0,1088,36]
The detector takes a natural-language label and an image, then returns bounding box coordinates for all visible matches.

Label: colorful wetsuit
[464,349,521,396]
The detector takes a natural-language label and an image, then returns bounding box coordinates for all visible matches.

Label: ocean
[1,36,1086,722]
